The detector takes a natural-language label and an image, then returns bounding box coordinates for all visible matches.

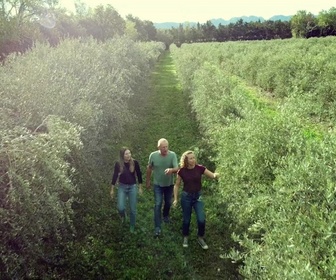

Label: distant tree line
[164,7,336,45]
[166,19,292,45]
[1,1,336,61]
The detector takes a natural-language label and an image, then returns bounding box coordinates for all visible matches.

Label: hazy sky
[58,0,335,23]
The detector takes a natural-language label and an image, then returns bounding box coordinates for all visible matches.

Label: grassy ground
[101,52,241,279]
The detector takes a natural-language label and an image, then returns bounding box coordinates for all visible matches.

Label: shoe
[130,226,135,233]
[198,238,208,250]
[183,237,188,248]
[155,227,161,237]
[163,216,171,224]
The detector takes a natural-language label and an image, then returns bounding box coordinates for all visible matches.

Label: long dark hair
[118,147,134,174]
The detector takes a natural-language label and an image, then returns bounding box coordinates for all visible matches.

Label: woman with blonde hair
[111,147,143,233]
[173,150,219,249]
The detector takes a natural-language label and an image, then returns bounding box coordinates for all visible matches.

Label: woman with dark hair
[173,150,219,249]
[110,147,143,233]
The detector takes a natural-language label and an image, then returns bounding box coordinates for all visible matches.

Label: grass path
[108,52,241,279]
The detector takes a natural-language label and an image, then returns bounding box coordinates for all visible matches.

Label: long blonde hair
[179,150,195,168]
[118,147,134,174]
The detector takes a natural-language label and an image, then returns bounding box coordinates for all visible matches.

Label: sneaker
[198,238,208,250]
[155,227,161,237]
[163,216,171,224]
[130,226,135,233]
[183,237,188,248]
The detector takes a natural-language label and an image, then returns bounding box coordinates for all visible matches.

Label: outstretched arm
[164,167,179,175]
[204,168,219,179]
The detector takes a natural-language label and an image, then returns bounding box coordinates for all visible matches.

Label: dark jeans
[154,184,173,229]
[181,191,205,237]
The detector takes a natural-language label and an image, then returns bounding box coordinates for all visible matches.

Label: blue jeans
[154,184,173,229]
[181,191,205,237]
[117,183,138,227]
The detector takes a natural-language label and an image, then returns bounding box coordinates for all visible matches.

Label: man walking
[146,138,178,236]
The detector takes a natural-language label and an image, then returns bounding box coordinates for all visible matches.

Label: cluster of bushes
[170,39,336,278]
[174,38,336,123]
[0,37,165,278]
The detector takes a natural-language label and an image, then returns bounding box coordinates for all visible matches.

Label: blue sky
[58,0,336,23]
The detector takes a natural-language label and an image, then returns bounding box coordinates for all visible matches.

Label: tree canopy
[1,3,336,61]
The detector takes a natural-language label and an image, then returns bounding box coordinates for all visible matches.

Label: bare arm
[146,165,153,190]
[203,168,219,179]
[164,167,179,175]
[165,152,179,175]
[173,175,182,206]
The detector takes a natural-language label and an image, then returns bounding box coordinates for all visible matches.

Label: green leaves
[171,40,336,279]
[0,116,81,278]
[290,10,317,38]
[0,38,165,278]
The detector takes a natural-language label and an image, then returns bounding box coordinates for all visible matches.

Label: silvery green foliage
[171,40,336,279]
[0,37,164,278]
[0,116,82,278]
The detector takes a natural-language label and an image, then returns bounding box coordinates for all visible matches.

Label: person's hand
[214,172,220,179]
[164,168,172,175]
[110,188,114,200]
[138,184,143,195]
[146,182,151,190]
[173,199,178,207]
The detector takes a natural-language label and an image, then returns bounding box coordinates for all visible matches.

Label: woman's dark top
[111,160,143,185]
[177,164,206,193]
